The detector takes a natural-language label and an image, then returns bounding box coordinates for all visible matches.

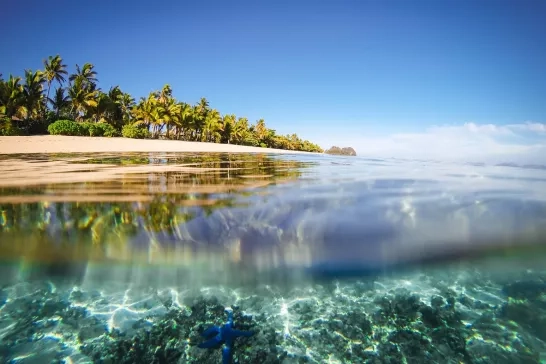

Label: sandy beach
[0,135,317,155]
[0,136,313,189]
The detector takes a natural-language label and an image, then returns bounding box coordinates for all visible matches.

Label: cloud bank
[325,122,546,165]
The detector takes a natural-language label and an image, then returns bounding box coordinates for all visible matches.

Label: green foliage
[47,119,83,136]
[48,120,119,137]
[122,124,149,139]
[79,121,91,135]
[2,53,324,153]
[242,134,259,147]
[79,121,119,137]
[100,123,119,137]
[0,117,26,136]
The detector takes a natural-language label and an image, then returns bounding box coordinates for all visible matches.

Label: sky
[2,0,545,163]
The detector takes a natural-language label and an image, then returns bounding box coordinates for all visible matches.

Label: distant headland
[324,146,357,156]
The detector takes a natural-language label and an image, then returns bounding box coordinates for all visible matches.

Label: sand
[0,135,316,155]
[0,135,309,191]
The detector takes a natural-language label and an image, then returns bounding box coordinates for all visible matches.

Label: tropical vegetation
[0,55,323,152]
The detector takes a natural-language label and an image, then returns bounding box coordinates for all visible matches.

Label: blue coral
[198,308,254,364]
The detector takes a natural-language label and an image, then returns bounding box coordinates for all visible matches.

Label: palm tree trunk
[44,81,52,120]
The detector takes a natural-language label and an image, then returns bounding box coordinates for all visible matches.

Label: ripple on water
[0,152,545,362]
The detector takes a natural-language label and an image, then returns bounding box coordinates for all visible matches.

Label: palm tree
[253,118,269,146]
[48,87,70,118]
[202,109,221,142]
[132,96,152,130]
[43,55,68,109]
[67,77,97,121]
[161,97,181,139]
[92,91,114,123]
[174,102,192,139]
[157,84,172,105]
[193,97,209,141]
[0,75,27,119]
[196,97,209,113]
[289,133,302,150]
[22,69,46,121]
[69,63,98,88]
[117,92,135,125]
[0,75,26,119]
[106,86,123,126]
[154,84,179,138]
[231,117,249,145]
[220,114,236,143]
[132,93,162,137]
[105,86,135,129]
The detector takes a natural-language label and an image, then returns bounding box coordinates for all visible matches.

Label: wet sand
[0,135,317,155]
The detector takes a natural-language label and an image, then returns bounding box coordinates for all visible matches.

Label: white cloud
[428,122,513,135]
[507,122,546,134]
[314,121,546,165]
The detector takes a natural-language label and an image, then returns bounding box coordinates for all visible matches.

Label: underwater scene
[0,152,545,364]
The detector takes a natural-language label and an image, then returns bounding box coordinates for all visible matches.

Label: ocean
[0,152,545,363]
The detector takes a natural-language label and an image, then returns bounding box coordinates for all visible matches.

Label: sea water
[0,152,545,363]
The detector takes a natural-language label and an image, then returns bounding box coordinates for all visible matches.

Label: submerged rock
[0,269,544,363]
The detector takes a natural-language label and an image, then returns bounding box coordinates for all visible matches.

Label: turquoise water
[0,152,545,363]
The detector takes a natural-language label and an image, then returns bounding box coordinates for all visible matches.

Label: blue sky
[2,0,545,161]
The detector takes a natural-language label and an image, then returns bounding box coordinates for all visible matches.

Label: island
[324,146,357,156]
[0,54,323,154]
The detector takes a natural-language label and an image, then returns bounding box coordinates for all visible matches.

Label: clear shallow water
[0,152,545,363]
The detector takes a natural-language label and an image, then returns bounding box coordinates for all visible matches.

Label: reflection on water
[1,153,545,284]
[1,152,546,363]
[0,153,317,282]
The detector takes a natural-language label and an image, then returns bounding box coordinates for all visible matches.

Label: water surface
[0,152,545,363]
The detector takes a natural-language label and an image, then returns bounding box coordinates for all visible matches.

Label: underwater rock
[500,300,546,341]
[502,280,546,301]
[0,289,6,308]
[0,270,545,364]
[500,279,546,342]
[79,297,257,364]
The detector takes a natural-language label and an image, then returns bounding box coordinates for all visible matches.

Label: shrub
[122,124,149,139]
[83,122,119,137]
[47,120,84,136]
[81,121,104,136]
[80,121,92,136]
[48,120,120,137]
[98,123,119,137]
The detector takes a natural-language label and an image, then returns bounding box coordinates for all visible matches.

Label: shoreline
[0,135,319,155]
